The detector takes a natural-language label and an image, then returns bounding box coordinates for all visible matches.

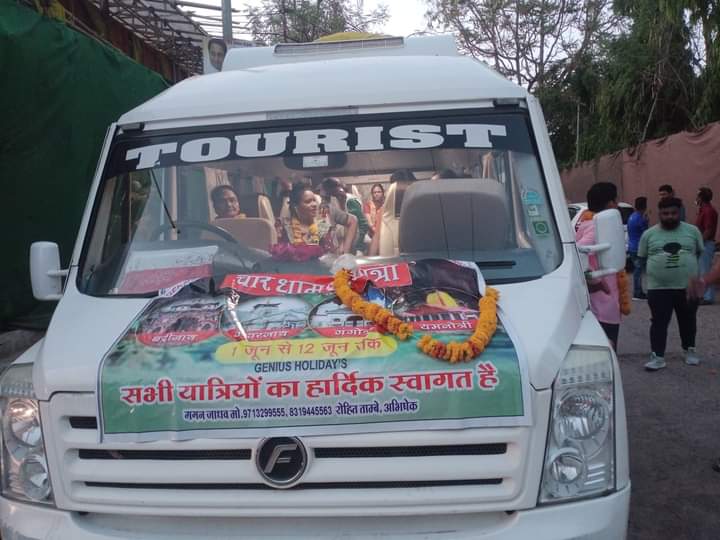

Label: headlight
[539,346,615,504]
[0,364,53,504]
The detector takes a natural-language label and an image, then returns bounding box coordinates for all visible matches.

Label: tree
[594,1,697,149]
[541,1,698,166]
[535,54,605,166]
[660,0,720,68]
[247,0,389,44]
[425,0,618,91]
[659,0,720,124]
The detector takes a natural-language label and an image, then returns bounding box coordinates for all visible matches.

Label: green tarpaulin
[0,0,169,326]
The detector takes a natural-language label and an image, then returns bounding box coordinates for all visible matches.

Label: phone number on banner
[182,398,420,423]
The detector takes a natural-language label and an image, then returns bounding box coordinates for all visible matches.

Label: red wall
[561,122,720,232]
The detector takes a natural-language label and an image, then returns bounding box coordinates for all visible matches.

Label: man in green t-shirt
[638,197,704,371]
[321,178,370,254]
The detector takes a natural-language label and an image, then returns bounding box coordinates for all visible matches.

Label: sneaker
[633,293,647,300]
[644,353,666,371]
[699,299,714,306]
[684,347,700,366]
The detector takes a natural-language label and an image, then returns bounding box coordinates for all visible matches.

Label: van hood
[33,258,586,401]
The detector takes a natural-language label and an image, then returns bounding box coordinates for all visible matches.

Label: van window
[79,111,562,296]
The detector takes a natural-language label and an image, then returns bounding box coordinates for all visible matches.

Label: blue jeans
[628,251,644,297]
[700,240,716,302]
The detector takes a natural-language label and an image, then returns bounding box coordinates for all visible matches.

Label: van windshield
[79,110,562,296]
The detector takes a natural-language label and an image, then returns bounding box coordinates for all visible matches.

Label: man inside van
[658,184,686,221]
[430,169,460,180]
[320,177,370,254]
[211,185,243,219]
[639,197,704,371]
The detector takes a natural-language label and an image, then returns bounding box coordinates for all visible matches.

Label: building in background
[26,0,210,80]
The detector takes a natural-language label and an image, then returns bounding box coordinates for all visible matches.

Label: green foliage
[0,2,168,325]
[425,0,614,91]
[427,0,720,166]
[660,0,720,125]
[535,55,605,166]
[247,0,389,44]
[591,2,697,156]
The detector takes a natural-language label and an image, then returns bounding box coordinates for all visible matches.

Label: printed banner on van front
[98,260,531,442]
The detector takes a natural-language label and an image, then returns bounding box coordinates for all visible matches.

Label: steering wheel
[153,220,271,274]
[153,220,238,243]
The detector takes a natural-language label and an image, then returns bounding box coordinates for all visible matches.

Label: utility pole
[575,100,581,164]
[221,0,233,45]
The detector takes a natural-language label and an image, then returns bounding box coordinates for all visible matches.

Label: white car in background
[568,202,634,229]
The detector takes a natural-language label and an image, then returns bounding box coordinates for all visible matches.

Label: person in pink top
[575,182,623,349]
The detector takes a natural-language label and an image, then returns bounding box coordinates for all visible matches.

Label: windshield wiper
[150,169,177,231]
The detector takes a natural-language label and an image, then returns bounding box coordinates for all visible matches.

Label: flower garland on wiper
[333,269,413,340]
[333,269,500,363]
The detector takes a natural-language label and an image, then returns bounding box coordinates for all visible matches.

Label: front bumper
[1,484,630,540]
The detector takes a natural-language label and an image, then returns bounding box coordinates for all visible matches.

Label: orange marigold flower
[336,271,498,363]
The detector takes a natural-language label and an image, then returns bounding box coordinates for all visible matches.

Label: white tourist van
[2,35,630,539]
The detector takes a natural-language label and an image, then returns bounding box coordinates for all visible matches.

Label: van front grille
[314,443,507,458]
[77,440,505,461]
[86,478,503,490]
[46,393,533,516]
[78,449,252,460]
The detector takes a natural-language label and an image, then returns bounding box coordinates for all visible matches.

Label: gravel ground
[618,299,720,540]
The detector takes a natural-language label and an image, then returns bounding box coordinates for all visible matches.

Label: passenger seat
[236,193,275,223]
[213,217,277,251]
[398,179,510,254]
[212,177,277,250]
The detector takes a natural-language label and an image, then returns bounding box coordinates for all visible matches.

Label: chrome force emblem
[256,437,307,488]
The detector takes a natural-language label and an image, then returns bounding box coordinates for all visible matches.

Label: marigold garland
[333,269,413,340]
[333,269,500,363]
[291,217,319,246]
[617,271,631,315]
[417,287,499,363]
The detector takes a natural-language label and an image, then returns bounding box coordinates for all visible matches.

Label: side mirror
[30,242,68,301]
[577,209,626,278]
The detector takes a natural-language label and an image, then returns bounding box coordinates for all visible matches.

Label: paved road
[618,300,720,540]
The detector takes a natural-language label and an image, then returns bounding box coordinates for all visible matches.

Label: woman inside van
[270,182,358,262]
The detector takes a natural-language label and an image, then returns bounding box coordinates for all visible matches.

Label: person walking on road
[628,196,649,299]
[576,182,629,350]
[695,187,717,305]
[639,197,704,371]
[658,184,686,221]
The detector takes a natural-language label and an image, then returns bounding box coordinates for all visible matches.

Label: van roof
[118,37,527,129]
